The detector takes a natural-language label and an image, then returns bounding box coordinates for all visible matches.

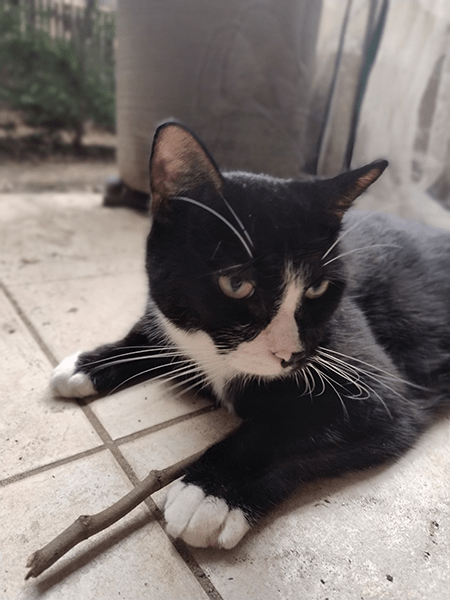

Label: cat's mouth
[228,346,310,378]
[280,351,308,370]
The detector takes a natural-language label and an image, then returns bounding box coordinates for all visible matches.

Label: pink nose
[266,312,301,362]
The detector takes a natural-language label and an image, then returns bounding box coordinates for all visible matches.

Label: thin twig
[25,449,207,580]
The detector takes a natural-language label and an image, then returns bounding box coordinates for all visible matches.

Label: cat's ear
[328,160,388,219]
[149,122,223,213]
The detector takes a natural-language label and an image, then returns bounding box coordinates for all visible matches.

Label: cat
[51,122,450,549]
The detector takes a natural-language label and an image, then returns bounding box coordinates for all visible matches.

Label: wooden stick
[25,449,206,580]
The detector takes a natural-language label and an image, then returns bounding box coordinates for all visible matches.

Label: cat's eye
[305,279,329,299]
[218,274,254,299]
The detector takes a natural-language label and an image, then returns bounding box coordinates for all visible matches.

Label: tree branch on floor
[25,449,207,579]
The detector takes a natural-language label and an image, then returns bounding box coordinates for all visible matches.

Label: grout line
[79,400,147,487]
[0,281,60,368]
[3,281,224,600]
[113,404,218,446]
[0,445,107,487]
[3,267,146,288]
[77,405,225,600]
[0,406,216,488]
[172,539,225,600]
[145,497,225,600]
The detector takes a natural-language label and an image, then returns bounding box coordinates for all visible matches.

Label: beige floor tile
[89,383,212,440]
[0,194,150,286]
[8,273,148,361]
[120,409,240,503]
[0,289,102,480]
[1,451,208,600]
[2,190,151,369]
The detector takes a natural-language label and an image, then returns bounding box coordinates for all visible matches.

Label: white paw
[164,480,251,549]
[50,352,96,398]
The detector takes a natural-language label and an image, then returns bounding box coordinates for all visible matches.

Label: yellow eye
[305,279,329,299]
[218,275,254,299]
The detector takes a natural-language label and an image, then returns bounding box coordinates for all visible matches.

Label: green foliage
[0,1,115,145]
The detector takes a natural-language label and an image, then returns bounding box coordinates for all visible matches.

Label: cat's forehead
[150,169,341,276]
[223,170,299,199]
[221,171,337,256]
[222,171,324,220]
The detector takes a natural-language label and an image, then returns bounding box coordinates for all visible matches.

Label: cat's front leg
[163,406,422,549]
[163,421,285,549]
[50,318,171,398]
[50,341,156,399]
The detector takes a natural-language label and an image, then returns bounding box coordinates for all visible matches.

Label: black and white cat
[51,122,450,549]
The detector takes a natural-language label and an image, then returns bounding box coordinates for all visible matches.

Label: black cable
[344,0,389,169]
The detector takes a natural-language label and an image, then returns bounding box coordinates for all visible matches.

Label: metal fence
[6,0,115,84]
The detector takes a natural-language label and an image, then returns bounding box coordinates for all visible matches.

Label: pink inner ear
[335,161,387,217]
[150,124,222,212]
[353,168,384,197]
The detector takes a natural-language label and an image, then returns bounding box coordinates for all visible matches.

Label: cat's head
[146,122,387,385]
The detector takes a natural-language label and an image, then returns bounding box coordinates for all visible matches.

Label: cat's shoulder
[342,209,450,291]
[343,210,450,260]
[344,209,450,239]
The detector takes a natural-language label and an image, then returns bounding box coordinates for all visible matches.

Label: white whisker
[312,356,370,400]
[314,368,350,421]
[314,350,395,418]
[300,365,316,397]
[300,366,312,396]
[174,196,253,259]
[317,347,429,391]
[166,362,232,398]
[160,370,206,393]
[323,244,401,267]
[108,362,204,395]
[83,345,228,369]
[321,212,374,260]
[307,364,328,397]
[90,355,188,371]
[219,193,254,250]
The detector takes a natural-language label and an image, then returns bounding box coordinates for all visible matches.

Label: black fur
[61,123,450,538]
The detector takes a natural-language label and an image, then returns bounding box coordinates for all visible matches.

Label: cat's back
[342,209,450,285]
[340,210,450,388]
[343,208,450,245]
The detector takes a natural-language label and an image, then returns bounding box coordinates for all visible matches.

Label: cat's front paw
[50,352,96,398]
[164,480,251,549]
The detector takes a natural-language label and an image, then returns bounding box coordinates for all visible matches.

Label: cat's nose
[280,352,306,369]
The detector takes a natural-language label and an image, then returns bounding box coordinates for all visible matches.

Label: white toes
[182,495,229,548]
[50,352,96,398]
[164,481,205,538]
[217,508,251,549]
[163,482,250,549]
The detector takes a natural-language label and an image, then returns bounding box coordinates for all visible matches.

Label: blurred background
[0,0,117,192]
[0,0,449,222]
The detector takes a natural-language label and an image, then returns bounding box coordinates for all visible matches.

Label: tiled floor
[1,193,449,600]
